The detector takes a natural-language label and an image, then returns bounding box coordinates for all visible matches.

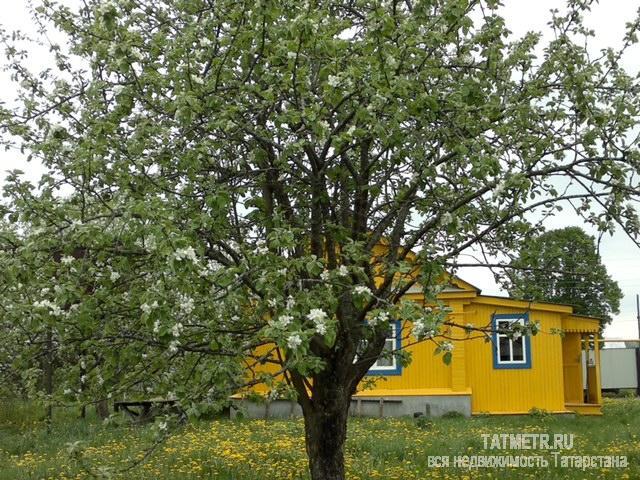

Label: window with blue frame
[368,320,402,376]
[492,313,531,369]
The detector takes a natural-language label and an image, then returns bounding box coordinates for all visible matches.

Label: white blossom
[441,212,454,225]
[141,300,159,315]
[354,285,372,296]
[320,270,330,281]
[153,320,160,334]
[171,322,184,337]
[173,246,198,263]
[191,74,204,85]
[369,311,389,327]
[327,75,340,87]
[130,47,144,61]
[287,51,297,59]
[33,299,63,317]
[177,294,194,315]
[168,340,180,353]
[337,265,349,277]
[270,314,293,329]
[200,37,212,47]
[286,296,295,310]
[412,319,426,338]
[441,341,454,352]
[60,255,75,265]
[307,309,329,336]
[315,322,327,335]
[109,270,121,282]
[158,421,168,431]
[287,333,302,349]
[492,181,507,201]
[307,308,328,323]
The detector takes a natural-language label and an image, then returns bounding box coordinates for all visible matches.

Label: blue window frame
[492,313,531,370]
[368,320,402,376]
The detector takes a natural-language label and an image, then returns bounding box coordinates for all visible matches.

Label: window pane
[512,337,524,361]
[497,320,510,331]
[499,336,511,361]
[375,356,393,367]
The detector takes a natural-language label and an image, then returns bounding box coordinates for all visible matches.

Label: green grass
[1,398,639,479]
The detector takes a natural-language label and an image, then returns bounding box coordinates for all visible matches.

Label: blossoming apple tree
[1,0,640,478]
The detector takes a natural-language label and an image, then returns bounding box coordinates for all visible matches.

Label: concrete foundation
[230,395,471,419]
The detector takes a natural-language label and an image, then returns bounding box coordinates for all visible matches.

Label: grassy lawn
[1,397,639,479]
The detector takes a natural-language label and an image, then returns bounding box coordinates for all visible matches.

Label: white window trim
[371,322,398,371]
[496,318,527,365]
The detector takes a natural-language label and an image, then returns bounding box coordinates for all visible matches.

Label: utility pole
[636,295,640,397]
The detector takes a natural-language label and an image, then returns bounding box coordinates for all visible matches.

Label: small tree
[505,227,623,326]
[1,1,640,479]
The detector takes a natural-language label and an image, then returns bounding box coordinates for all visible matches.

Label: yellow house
[234,275,603,418]
[352,276,603,417]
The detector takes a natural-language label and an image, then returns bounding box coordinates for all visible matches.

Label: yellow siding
[244,264,584,414]
[362,332,452,392]
[562,333,583,403]
[462,302,566,414]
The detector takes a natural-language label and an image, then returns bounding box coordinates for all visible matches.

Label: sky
[0,1,639,340]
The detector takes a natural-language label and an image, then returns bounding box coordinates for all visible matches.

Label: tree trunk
[43,328,54,433]
[96,399,109,419]
[303,393,350,480]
